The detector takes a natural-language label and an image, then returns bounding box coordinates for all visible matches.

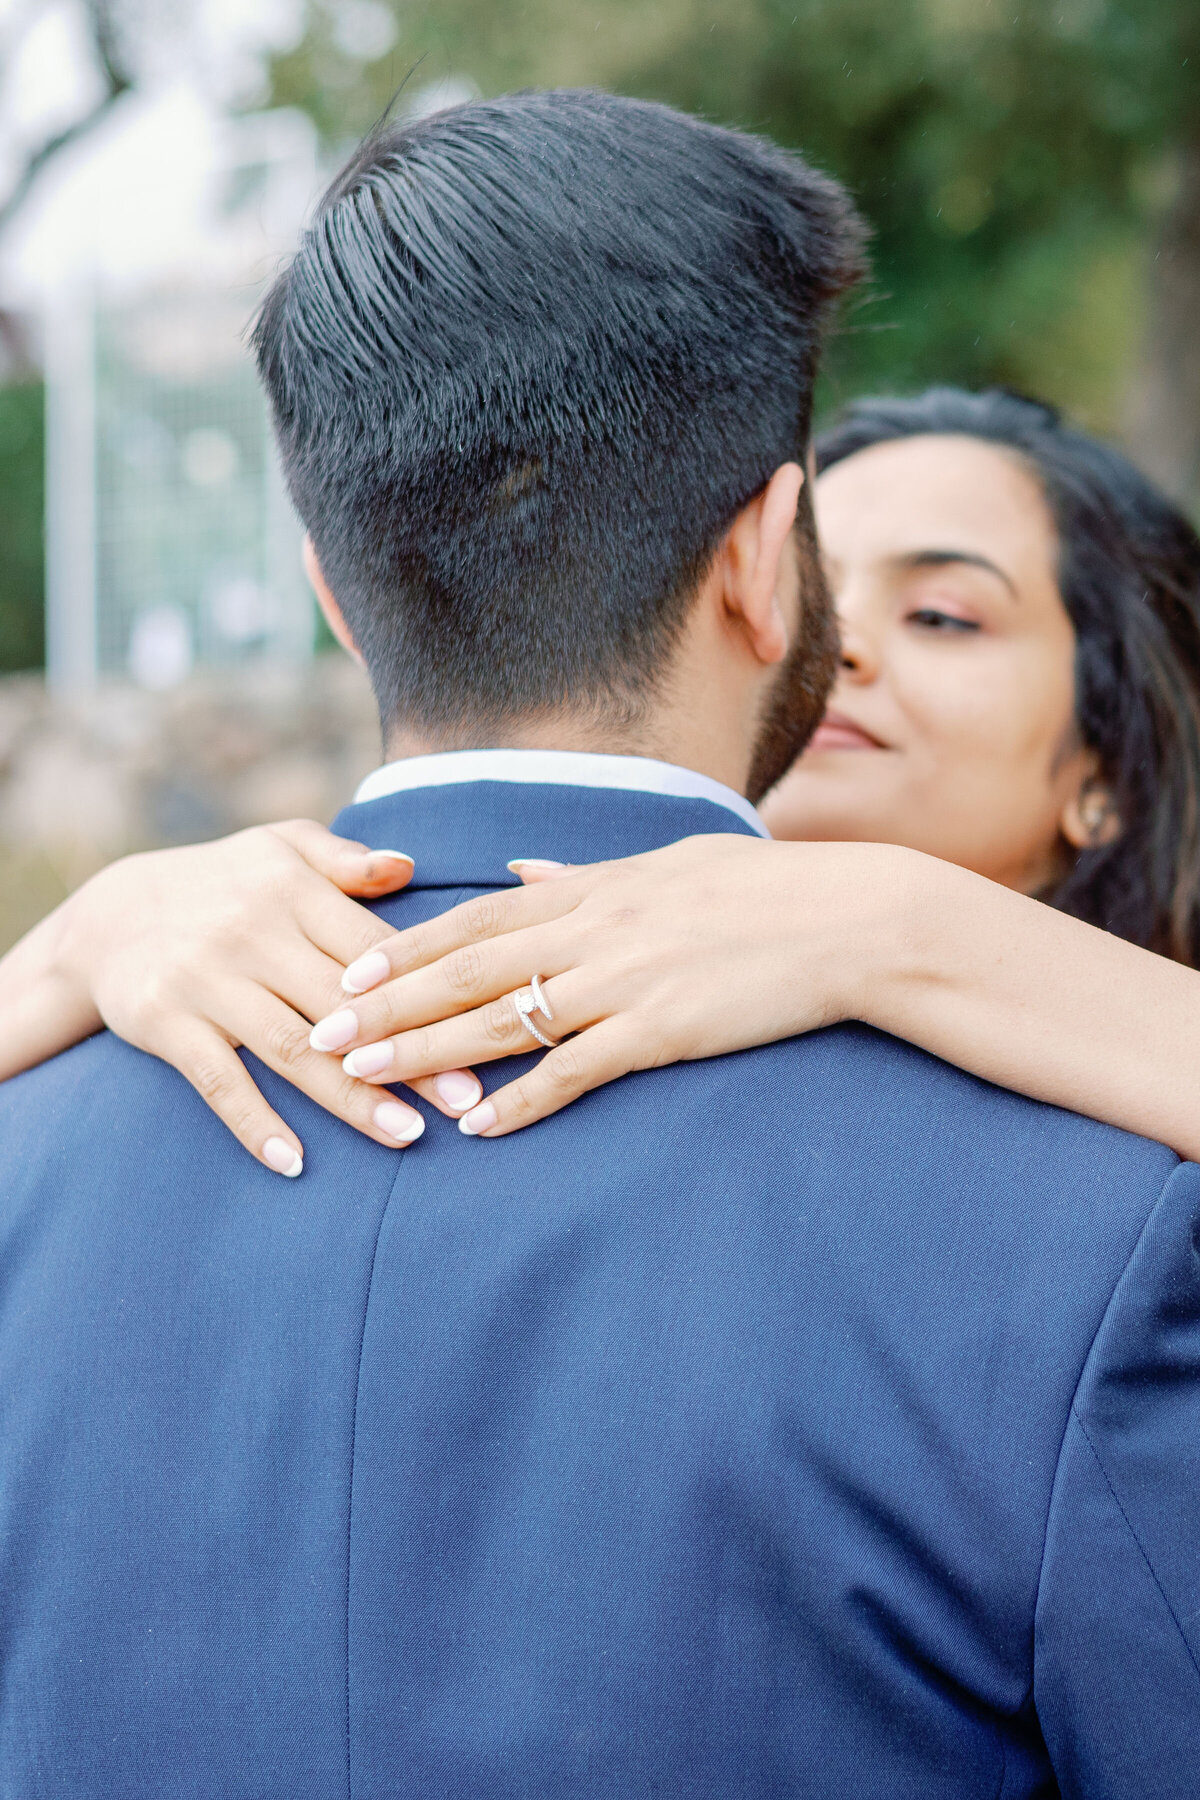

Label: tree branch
[0,0,133,242]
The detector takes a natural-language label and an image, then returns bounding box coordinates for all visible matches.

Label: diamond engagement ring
[513,973,557,1049]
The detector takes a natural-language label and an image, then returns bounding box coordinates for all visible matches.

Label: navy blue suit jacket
[1,780,1198,1798]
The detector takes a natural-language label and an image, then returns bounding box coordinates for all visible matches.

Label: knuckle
[483,997,516,1046]
[543,1044,584,1092]
[330,1072,369,1115]
[460,895,503,943]
[227,1098,267,1144]
[244,824,295,872]
[504,1083,536,1122]
[122,968,183,1036]
[388,926,431,976]
[242,824,302,881]
[238,823,275,850]
[443,944,486,1001]
[259,1015,312,1069]
[189,1054,237,1107]
[179,889,275,955]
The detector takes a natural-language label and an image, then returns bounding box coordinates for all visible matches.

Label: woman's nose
[837,616,880,684]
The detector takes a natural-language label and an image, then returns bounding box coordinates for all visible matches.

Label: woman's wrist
[0,884,105,1080]
[794,839,947,1032]
[838,843,1016,1048]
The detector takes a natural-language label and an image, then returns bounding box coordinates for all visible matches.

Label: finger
[267,818,415,899]
[320,920,580,1049]
[338,881,590,997]
[226,981,429,1150]
[162,1017,309,1176]
[403,1069,484,1118]
[291,886,400,985]
[235,967,481,1116]
[457,1019,636,1137]
[239,930,382,1036]
[506,858,574,884]
[338,974,590,1084]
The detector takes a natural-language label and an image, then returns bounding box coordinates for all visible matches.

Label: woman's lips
[806,712,887,753]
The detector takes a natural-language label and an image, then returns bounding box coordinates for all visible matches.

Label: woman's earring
[1080,787,1119,847]
[1063,781,1120,851]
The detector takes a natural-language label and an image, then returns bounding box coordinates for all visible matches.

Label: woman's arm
[0,903,106,1081]
[841,854,1200,1158]
[304,833,1200,1159]
[0,821,482,1174]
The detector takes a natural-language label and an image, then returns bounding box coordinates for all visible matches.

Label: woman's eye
[906,607,981,634]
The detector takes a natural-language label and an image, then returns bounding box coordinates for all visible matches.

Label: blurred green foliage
[0,383,44,672]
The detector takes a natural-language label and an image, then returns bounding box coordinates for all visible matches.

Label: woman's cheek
[911,645,1043,764]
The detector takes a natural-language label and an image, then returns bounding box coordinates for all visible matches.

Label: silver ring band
[513,975,557,1049]
[529,972,555,1022]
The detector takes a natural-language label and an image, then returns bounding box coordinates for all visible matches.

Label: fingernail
[435,1070,482,1111]
[364,850,413,882]
[343,1040,394,1079]
[263,1136,303,1178]
[342,949,391,995]
[374,1101,425,1143]
[506,859,565,872]
[309,1008,359,1051]
[458,1101,498,1136]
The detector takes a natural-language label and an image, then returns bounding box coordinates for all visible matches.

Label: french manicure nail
[342,949,392,995]
[374,1101,425,1143]
[458,1101,498,1136]
[364,850,414,882]
[435,1070,482,1111]
[343,1041,394,1079]
[506,859,566,872]
[263,1136,303,1178]
[309,1008,359,1052]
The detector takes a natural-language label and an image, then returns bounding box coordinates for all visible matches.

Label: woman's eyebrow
[896,548,1017,596]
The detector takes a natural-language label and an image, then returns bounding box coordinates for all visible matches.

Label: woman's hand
[305,835,920,1136]
[0,821,483,1174]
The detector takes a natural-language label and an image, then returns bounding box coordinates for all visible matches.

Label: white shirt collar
[352,748,769,837]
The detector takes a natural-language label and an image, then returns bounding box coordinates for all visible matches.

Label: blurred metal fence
[44,283,312,692]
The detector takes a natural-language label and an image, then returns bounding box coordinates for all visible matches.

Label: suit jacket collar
[352,749,766,837]
[331,779,763,893]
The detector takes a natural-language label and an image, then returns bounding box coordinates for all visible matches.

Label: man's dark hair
[254,89,865,738]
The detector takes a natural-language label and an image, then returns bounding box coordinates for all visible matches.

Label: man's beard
[744,494,838,806]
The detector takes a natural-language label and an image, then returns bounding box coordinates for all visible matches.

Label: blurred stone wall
[0,654,381,953]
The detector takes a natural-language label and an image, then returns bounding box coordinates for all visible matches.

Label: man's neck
[383,708,751,796]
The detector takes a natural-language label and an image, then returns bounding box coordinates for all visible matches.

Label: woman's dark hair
[815,387,1200,966]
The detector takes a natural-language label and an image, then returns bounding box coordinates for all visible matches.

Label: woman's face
[759,433,1107,890]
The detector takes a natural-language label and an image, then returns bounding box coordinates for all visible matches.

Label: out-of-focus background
[0,0,1196,950]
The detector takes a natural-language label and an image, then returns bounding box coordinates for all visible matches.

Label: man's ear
[303,535,365,667]
[717,463,805,667]
[1061,770,1122,850]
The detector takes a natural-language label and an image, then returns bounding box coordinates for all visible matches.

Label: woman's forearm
[860,847,1200,1160]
